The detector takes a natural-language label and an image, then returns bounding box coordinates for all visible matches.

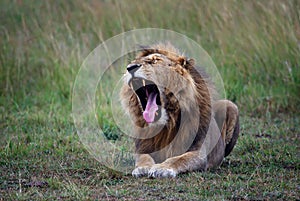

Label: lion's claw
[132,166,151,177]
[148,165,177,178]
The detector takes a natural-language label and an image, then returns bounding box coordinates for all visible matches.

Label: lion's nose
[127,63,142,74]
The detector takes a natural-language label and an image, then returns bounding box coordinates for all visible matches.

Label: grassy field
[0,0,299,200]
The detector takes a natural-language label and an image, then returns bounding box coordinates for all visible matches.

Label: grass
[1,115,298,200]
[0,0,299,200]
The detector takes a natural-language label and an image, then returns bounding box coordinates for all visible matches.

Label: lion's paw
[148,165,177,178]
[132,166,151,177]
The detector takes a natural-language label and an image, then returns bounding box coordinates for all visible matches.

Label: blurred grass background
[0,0,299,200]
[1,0,299,116]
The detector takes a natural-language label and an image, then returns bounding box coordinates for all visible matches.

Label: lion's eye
[144,54,163,65]
[145,59,157,64]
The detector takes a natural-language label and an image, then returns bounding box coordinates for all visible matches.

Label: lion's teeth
[130,82,133,89]
[155,112,158,116]
[142,79,146,87]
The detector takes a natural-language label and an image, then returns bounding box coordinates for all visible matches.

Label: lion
[120,43,239,178]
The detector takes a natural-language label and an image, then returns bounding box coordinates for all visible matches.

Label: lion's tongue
[143,92,158,123]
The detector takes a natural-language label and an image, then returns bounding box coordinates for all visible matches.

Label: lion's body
[120,43,239,178]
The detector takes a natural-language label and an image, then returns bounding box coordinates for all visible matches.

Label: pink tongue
[143,92,158,123]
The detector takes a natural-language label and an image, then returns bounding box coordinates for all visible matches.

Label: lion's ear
[187,59,195,66]
[179,58,195,69]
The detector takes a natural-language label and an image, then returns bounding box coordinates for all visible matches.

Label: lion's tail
[224,115,239,157]
[214,100,240,157]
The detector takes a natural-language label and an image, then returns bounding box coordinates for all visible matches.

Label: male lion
[120,43,239,178]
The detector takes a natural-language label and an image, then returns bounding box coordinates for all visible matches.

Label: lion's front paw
[148,164,177,178]
[132,166,151,177]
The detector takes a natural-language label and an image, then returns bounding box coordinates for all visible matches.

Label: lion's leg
[132,154,155,177]
[213,100,239,157]
[148,150,207,178]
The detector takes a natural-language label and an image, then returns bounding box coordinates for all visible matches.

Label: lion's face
[123,49,196,126]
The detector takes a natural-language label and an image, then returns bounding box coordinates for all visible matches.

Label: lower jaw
[142,109,163,124]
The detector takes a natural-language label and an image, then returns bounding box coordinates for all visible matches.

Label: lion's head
[121,43,212,130]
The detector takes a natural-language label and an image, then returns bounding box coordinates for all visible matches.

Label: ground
[1,113,298,200]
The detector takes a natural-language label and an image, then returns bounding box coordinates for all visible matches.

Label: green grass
[1,115,299,200]
[0,0,299,200]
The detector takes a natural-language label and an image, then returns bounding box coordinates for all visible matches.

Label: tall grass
[0,0,299,117]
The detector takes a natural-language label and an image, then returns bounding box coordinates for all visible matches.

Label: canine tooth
[155,112,158,116]
[142,79,146,87]
[130,82,133,89]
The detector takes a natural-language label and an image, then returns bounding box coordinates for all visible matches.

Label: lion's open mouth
[129,78,162,123]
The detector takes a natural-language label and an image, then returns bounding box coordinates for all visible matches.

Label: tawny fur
[120,43,239,178]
